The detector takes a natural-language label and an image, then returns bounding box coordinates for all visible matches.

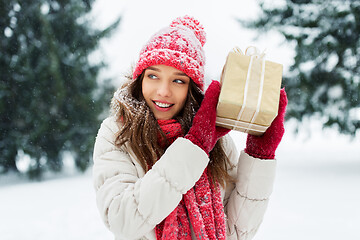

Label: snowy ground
[1,121,359,240]
[0,171,111,240]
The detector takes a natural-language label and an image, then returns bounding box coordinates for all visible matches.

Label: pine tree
[0,0,120,178]
[242,0,360,136]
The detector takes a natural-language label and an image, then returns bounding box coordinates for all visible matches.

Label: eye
[148,74,158,79]
[173,79,185,84]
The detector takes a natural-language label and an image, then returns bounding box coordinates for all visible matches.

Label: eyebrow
[147,66,188,76]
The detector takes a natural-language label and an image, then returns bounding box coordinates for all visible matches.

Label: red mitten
[244,88,288,159]
[185,81,230,155]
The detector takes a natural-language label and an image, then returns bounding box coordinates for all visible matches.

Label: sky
[90,0,293,87]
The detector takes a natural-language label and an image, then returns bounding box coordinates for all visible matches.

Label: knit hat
[133,15,206,91]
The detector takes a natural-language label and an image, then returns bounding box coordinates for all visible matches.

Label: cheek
[142,81,151,100]
[177,88,189,107]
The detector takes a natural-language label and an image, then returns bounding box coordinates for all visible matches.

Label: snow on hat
[133,15,206,90]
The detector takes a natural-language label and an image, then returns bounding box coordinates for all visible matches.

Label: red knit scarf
[155,119,226,240]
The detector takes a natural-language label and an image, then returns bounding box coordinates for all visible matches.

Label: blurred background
[1,0,359,239]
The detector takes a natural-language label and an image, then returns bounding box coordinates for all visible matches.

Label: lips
[154,101,172,108]
[152,100,174,111]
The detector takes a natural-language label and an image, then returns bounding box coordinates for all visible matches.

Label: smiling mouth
[153,101,174,108]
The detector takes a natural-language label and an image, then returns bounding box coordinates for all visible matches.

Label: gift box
[216,47,283,136]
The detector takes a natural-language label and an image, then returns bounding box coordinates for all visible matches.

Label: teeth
[155,101,172,108]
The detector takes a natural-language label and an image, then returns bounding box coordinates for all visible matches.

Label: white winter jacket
[93,116,276,240]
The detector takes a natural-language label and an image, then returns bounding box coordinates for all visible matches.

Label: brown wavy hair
[111,73,233,187]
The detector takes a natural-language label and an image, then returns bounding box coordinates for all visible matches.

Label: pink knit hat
[133,15,206,90]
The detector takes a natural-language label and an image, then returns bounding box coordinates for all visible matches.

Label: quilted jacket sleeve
[222,135,277,240]
[92,117,209,239]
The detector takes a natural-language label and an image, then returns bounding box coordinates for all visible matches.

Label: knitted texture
[155,120,226,240]
[245,88,288,159]
[133,15,206,90]
[157,119,183,148]
[185,80,230,155]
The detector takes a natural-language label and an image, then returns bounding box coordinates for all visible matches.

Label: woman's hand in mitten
[245,88,288,159]
[185,80,230,155]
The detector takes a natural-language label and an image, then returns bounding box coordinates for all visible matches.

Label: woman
[93,15,287,240]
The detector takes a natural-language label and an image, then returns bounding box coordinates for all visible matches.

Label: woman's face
[142,64,190,120]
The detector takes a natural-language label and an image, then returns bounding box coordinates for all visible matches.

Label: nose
[157,81,171,97]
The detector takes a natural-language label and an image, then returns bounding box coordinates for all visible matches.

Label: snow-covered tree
[243,0,360,136]
[0,0,120,178]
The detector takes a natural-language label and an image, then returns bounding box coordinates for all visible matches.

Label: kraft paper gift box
[216,47,283,136]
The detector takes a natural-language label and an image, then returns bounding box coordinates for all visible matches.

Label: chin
[156,112,176,120]
[156,115,172,120]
